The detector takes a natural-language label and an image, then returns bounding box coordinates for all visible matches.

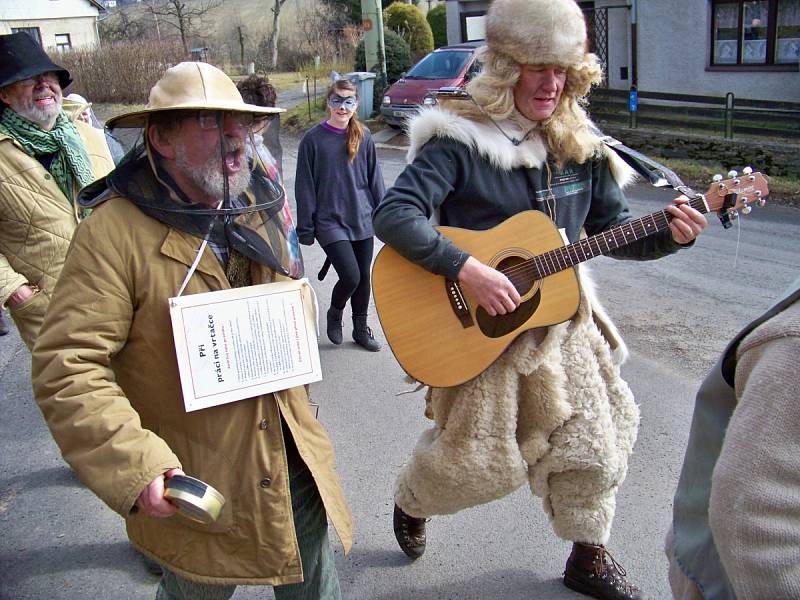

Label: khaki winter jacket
[0,115,114,348]
[31,195,353,585]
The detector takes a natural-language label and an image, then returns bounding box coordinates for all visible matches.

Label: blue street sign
[629,88,638,113]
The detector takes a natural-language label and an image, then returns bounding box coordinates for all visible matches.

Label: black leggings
[323,238,374,315]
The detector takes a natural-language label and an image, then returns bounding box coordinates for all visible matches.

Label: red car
[380,42,482,129]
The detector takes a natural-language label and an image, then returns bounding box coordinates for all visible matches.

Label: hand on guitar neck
[665,195,708,245]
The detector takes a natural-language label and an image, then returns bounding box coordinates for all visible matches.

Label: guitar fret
[564,246,576,268]
[535,255,548,278]
[510,188,734,283]
[558,247,569,270]
[555,247,565,268]
[585,239,598,258]
[577,241,588,261]
[544,251,557,275]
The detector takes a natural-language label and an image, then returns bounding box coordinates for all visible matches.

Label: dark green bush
[427,4,447,49]
[355,29,412,84]
[384,2,434,61]
[355,29,412,117]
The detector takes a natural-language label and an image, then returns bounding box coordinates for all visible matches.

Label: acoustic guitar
[372,170,769,388]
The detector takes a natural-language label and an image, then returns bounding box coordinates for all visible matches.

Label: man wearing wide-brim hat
[31,61,353,599]
[0,32,114,349]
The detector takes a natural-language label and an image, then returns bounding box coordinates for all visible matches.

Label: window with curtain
[711,0,800,66]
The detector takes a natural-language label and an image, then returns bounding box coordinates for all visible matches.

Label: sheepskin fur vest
[394,107,640,545]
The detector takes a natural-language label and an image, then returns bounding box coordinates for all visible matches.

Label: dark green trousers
[155,420,341,600]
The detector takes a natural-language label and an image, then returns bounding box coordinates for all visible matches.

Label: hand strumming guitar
[458,256,521,316]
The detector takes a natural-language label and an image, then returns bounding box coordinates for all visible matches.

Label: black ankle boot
[352,314,380,352]
[393,504,427,559]
[563,542,642,600]
[326,307,343,345]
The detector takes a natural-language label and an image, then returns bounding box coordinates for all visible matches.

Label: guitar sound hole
[475,255,540,338]
[497,255,535,297]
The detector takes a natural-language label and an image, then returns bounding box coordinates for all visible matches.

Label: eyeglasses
[188,110,258,130]
[328,94,358,111]
[14,72,60,88]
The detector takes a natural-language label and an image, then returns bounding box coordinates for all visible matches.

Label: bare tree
[98,8,147,42]
[297,2,338,61]
[150,0,222,53]
[266,0,290,69]
[141,0,163,43]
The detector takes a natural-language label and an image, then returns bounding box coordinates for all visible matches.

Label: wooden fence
[587,88,800,141]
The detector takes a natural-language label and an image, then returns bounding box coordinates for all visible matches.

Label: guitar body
[372,171,770,388]
[372,210,580,388]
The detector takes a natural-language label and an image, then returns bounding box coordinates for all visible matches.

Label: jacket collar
[406,106,548,171]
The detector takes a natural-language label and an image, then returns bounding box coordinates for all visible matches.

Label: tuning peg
[757,198,767,207]
[742,204,752,215]
[713,174,723,182]
[728,170,738,178]
[742,166,753,175]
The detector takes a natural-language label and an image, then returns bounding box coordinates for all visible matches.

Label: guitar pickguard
[475,253,542,338]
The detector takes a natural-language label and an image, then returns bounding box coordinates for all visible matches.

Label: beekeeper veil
[85,61,302,281]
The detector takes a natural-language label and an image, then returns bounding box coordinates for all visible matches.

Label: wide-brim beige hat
[107,61,284,129]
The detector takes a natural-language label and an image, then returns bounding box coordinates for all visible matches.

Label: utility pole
[360,0,387,80]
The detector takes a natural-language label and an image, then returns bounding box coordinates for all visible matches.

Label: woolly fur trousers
[394,275,640,545]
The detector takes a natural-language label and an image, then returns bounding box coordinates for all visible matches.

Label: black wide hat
[0,32,72,89]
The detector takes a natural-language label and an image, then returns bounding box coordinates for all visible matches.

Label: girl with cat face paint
[294,78,386,352]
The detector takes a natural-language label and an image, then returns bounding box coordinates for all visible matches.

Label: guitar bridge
[445,279,474,329]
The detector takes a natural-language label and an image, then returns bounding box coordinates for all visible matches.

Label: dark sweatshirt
[373,135,682,281]
[294,121,385,247]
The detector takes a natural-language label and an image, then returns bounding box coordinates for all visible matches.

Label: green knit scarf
[0,107,94,202]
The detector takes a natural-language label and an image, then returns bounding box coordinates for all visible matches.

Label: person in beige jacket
[32,62,353,599]
[0,32,114,349]
[666,276,800,599]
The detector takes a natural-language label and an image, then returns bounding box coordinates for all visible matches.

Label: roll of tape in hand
[164,475,225,524]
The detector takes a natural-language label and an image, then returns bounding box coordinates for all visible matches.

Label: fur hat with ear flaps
[485,0,589,67]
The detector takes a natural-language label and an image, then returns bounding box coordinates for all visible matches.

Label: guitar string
[494,194,717,291]
[480,178,757,291]
[496,206,676,283]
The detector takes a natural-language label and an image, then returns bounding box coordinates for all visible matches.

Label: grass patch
[657,157,799,208]
[282,97,328,134]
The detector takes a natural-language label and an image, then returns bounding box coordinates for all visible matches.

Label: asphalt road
[1,132,798,600]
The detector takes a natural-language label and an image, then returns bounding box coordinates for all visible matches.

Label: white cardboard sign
[169,279,321,412]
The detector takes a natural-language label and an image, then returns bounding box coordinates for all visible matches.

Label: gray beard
[176,152,252,201]
[16,102,60,130]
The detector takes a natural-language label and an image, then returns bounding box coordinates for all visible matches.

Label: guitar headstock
[703,167,769,220]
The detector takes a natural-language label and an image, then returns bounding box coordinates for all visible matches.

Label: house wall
[597,1,631,90]
[446,0,489,45]
[446,0,799,103]
[634,1,799,102]
[0,17,98,48]
[0,0,100,49]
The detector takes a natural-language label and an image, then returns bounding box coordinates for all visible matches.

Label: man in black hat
[0,32,114,349]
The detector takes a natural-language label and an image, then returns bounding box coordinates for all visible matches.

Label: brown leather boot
[393,503,427,559]
[563,542,643,600]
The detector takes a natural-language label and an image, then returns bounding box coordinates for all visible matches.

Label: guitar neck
[528,196,709,279]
